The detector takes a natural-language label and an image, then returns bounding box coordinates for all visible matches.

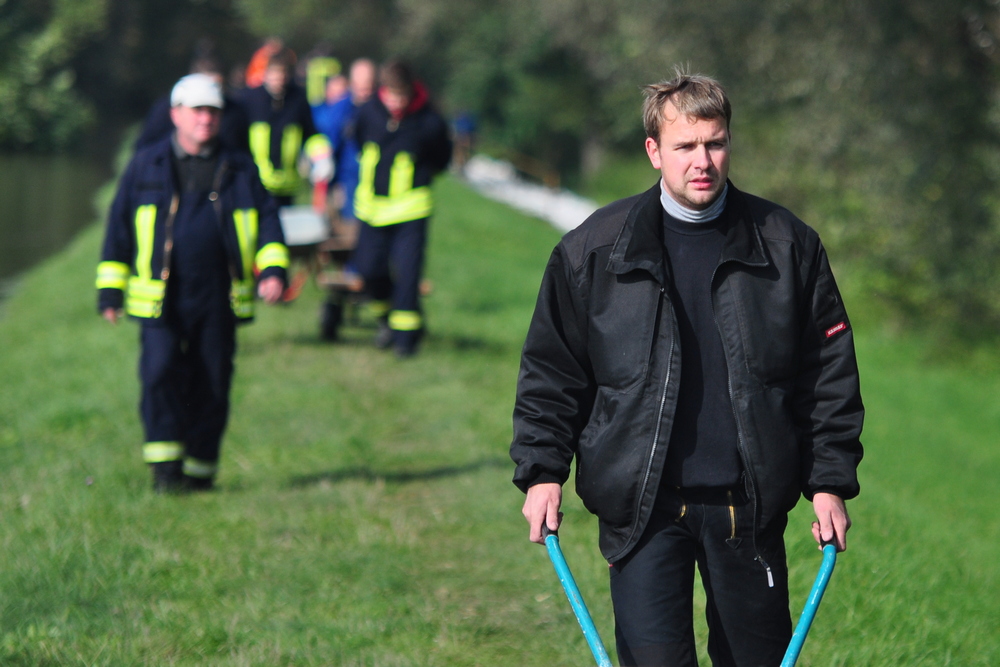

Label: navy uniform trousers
[139,190,236,479]
[352,216,428,349]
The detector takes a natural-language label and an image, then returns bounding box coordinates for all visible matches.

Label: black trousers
[139,307,236,471]
[609,487,791,667]
[352,217,428,348]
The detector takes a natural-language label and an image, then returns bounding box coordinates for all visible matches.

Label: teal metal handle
[542,526,613,667]
[781,543,838,667]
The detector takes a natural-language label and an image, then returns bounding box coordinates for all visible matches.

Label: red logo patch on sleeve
[825,322,847,338]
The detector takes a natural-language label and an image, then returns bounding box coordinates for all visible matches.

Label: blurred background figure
[349,60,451,358]
[451,110,477,172]
[97,73,288,494]
[303,45,342,107]
[240,47,332,207]
[244,37,285,89]
[134,47,250,153]
[313,58,376,223]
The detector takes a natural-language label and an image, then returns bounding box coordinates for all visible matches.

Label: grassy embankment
[1,172,998,665]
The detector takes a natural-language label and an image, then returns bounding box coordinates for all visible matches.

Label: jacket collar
[149,136,234,195]
[606,180,770,284]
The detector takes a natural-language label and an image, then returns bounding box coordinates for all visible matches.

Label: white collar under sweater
[659,179,728,223]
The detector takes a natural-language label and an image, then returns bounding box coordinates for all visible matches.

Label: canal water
[0,152,113,290]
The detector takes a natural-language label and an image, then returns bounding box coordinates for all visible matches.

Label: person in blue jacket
[97,73,289,493]
[312,57,376,221]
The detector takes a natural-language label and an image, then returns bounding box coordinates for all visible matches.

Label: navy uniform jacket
[96,137,288,323]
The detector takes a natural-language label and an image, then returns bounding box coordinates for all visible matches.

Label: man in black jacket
[510,72,864,666]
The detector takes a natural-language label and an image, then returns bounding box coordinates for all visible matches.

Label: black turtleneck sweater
[661,205,743,489]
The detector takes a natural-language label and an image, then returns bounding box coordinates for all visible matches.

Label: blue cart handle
[542,525,614,667]
[781,543,838,667]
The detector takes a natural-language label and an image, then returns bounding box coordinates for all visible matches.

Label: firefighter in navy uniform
[351,60,451,357]
[96,74,289,493]
[239,48,332,207]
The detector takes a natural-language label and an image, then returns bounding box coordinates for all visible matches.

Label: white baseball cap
[170,73,225,109]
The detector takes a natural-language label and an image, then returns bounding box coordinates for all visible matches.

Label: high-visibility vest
[306,56,341,106]
[249,122,331,196]
[353,142,434,226]
[96,204,289,320]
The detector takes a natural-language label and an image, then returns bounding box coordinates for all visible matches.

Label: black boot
[393,328,422,358]
[151,461,183,494]
[374,317,393,349]
[182,475,215,492]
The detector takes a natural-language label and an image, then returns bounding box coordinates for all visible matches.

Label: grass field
[1,175,998,665]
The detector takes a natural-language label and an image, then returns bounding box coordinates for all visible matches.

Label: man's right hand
[102,308,121,325]
[522,482,563,544]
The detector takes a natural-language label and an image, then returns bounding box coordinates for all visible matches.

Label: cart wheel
[320,301,343,341]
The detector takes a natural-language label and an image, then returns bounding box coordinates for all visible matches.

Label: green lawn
[0,176,997,665]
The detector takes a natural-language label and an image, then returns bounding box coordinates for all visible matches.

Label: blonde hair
[642,69,731,140]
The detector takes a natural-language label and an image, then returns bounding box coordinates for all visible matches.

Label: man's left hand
[258,276,284,304]
[811,492,851,553]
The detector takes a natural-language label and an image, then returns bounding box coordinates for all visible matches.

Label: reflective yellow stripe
[354,142,380,220]
[183,457,218,479]
[306,57,341,106]
[231,208,258,320]
[125,204,164,318]
[134,204,157,281]
[233,208,258,278]
[96,261,129,290]
[280,124,302,185]
[367,299,391,318]
[389,310,422,331]
[249,122,304,195]
[143,441,184,463]
[126,276,165,318]
[255,242,289,270]
[360,187,434,226]
[249,122,271,179]
[389,152,415,197]
[230,279,255,319]
[354,144,433,226]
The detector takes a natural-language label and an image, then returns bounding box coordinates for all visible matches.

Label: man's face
[350,63,375,104]
[170,105,222,152]
[645,101,730,210]
[383,87,411,116]
[263,65,288,96]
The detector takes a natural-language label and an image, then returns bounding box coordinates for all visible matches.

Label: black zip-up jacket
[511,182,864,563]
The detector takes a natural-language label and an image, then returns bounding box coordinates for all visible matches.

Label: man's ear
[645,136,662,170]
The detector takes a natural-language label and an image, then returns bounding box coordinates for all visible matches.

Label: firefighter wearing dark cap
[96,73,288,493]
[351,60,452,357]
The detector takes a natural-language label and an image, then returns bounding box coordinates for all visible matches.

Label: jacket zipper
[210,161,242,283]
[159,193,180,281]
[619,286,675,561]
[712,263,774,588]
[726,359,774,586]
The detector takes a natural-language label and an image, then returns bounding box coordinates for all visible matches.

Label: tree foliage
[5,0,1000,335]
[0,0,106,149]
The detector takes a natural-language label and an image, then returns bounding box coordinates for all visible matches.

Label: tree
[0,0,107,149]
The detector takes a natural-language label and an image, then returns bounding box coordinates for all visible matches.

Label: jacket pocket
[587,279,660,392]
[575,388,649,527]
